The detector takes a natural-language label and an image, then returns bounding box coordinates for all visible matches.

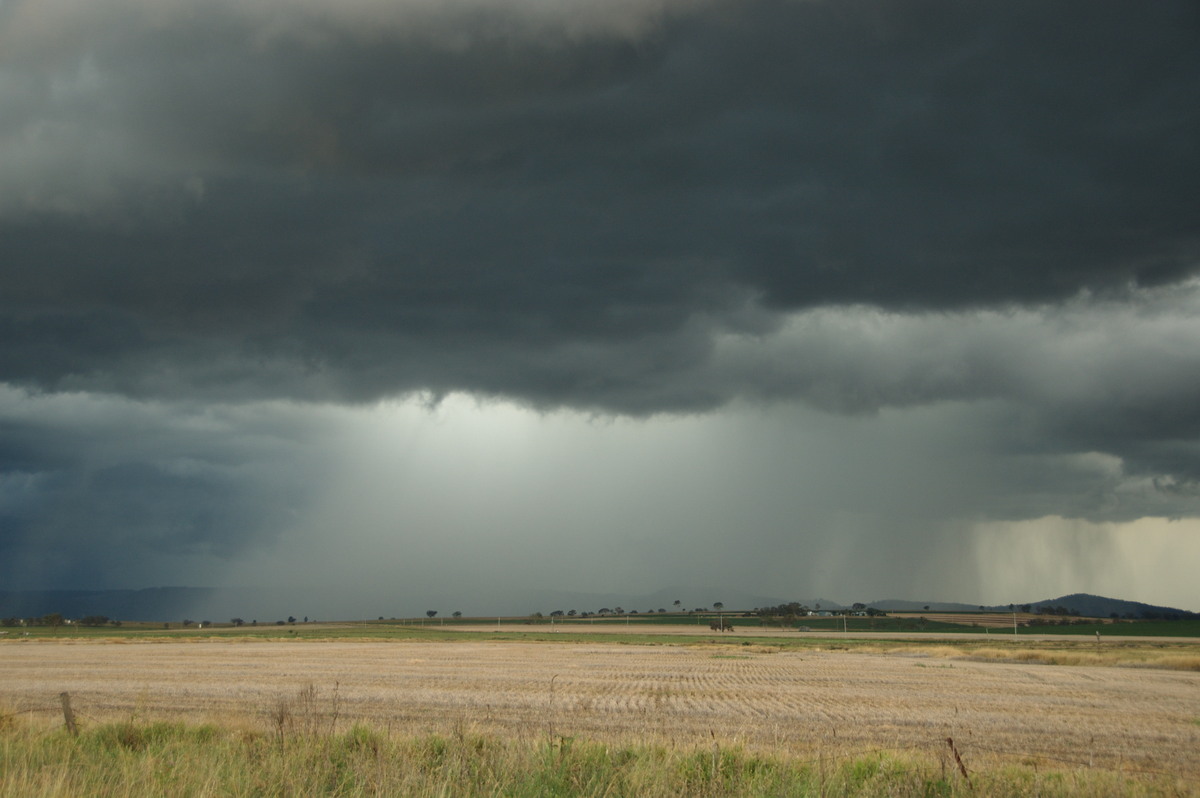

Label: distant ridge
[868,599,990,613]
[1027,593,1194,619]
[0,587,1193,622]
[0,588,215,622]
[868,593,1193,619]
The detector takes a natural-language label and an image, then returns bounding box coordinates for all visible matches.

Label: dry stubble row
[1,639,1198,779]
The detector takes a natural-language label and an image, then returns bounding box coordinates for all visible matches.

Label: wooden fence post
[60,692,78,736]
[945,737,972,789]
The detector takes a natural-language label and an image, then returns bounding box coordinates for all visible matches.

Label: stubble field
[3,636,1198,785]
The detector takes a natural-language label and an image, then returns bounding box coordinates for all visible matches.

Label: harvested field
[886,612,1041,628]
[2,639,1199,781]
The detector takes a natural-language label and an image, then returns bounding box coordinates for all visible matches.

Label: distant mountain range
[0,587,1192,623]
[865,593,1195,618]
[0,587,216,623]
[0,585,826,624]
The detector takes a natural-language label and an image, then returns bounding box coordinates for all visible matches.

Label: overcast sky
[2,0,1198,615]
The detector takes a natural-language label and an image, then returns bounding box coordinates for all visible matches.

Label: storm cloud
[1,0,1198,611]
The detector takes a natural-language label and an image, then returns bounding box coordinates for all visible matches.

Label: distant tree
[1,617,17,627]
[200,621,212,627]
[303,616,309,623]
[673,600,681,610]
[567,610,576,617]
[79,615,109,627]
[182,619,194,627]
[426,610,437,619]
[713,602,724,612]
[598,608,611,616]
[550,610,564,617]
[42,613,64,631]
[287,616,296,624]
[276,620,285,625]
[231,618,244,627]
[658,608,666,613]
[452,611,462,618]
[923,605,930,612]
[852,603,866,613]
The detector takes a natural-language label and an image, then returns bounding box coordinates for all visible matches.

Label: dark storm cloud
[710,287,1200,488]
[1,0,1200,596]
[1,0,1197,407]
[0,387,327,589]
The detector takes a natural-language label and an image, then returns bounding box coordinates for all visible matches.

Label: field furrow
[1,639,1197,779]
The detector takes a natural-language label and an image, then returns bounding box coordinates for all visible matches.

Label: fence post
[945,737,972,789]
[60,692,78,736]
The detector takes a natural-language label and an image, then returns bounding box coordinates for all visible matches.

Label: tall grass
[959,645,1200,670]
[0,714,1191,797]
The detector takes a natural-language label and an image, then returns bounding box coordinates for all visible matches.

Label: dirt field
[2,638,1198,779]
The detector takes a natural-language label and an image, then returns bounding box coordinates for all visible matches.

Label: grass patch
[0,715,1192,797]
[960,645,1200,670]
[1020,619,1200,637]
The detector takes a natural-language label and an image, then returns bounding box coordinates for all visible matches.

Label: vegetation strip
[7,619,1198,671]
[0,716,1194,798]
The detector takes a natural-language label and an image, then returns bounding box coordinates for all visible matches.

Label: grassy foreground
[0,716,1191,798]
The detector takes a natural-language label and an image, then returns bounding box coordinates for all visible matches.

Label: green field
[1016,618,1200,637]
[6,618,1200,675]
[6,612,1200,640]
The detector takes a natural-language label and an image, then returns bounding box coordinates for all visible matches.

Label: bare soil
[2,639,1198,778]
